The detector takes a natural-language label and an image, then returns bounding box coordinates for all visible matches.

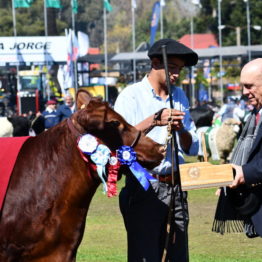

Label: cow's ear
[76,89,93,110]
[77,101,106,131]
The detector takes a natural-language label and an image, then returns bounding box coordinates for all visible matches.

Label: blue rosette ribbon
[117,146,156,190]
[91,144,111,193]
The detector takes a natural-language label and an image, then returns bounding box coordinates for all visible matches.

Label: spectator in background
[233,98,246,124]
[218,97,236,122]
[213,97,236,125]
[42,100,59,129]
[57,94,75,122]
[232,98,247,139]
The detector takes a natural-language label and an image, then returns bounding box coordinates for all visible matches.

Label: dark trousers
[119,176,189,262]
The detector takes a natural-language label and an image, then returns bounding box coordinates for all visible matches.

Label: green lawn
[77,160,262,262]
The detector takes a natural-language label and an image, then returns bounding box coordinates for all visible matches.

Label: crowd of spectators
[212,96,252,127]
[40,94,75,130]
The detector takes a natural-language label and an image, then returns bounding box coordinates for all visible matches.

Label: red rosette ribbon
[107,151,120,198]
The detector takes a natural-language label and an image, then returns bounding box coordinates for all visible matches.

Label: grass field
[77,158,262,262]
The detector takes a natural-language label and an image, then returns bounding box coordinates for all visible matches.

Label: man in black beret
[148,38,198,66]
[114,38,199,262]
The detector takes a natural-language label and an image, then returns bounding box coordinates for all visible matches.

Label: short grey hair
[64,94,74,101]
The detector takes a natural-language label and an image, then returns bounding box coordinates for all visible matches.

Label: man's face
[49,104,56,109]
[153,56,185,85]
[65,97,73,106]
[166,57,185,85]
[241,66,262,110]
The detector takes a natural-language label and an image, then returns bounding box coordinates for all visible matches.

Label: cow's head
[72,89,164,170]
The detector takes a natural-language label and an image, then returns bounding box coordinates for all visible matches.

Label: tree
[195,0,262,46]
[0,1,66,36]
[0,0,262,51]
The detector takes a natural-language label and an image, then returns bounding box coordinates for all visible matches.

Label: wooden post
[201,132,208,162]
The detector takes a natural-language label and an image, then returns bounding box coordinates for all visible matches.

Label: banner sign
[0,36,67,65]
[150,1,160,46]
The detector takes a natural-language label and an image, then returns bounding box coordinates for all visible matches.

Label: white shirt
[114,76,199,175]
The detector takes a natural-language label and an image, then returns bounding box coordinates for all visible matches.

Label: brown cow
[0,89,164,262]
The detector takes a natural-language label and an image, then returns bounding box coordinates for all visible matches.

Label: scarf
[212,109,261,238]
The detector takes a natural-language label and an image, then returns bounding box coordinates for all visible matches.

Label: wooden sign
[179,162,234,190]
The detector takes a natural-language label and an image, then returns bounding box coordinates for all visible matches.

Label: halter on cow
[0,89,164,262]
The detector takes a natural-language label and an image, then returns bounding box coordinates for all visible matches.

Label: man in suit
[230,58,262,236]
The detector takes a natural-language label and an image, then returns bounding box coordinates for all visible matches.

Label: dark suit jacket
[243,123,262,236]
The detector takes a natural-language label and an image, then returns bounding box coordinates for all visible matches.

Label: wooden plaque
[179,162,234,190]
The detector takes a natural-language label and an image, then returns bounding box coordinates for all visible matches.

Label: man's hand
[230,164,245,189]
[160,108,185,131]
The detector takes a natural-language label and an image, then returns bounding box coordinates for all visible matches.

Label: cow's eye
[110,120,120,127]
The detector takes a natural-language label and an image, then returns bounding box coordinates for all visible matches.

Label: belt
[151,173,176,185]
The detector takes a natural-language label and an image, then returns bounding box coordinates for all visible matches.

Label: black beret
[148,38,198,66]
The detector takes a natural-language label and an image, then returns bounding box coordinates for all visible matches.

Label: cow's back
[0,125,98,261]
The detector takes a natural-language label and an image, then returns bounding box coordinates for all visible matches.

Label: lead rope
[163,110,173,151]
[162,109,175,262]
[161,44,189,262]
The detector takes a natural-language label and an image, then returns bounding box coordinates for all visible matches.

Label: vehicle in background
[16,69,47,115]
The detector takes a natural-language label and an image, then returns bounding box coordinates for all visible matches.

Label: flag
[104,0,112,12]
[78,31,89,57]
[66,30,74,89]
[14,0,34,8]
[150,1,161,46]
[57,65,68,95]
[160,0,166,7]
[65,29,79,89]
[46,0,62,8]
[69,30,79,62]
[71,0,78,14]
[131,0,137,9]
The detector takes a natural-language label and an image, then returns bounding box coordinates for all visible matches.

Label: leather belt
[151,173,176,185]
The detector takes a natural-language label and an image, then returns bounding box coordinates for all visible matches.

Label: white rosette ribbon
[90,144,111,192]
[78,134,98,155]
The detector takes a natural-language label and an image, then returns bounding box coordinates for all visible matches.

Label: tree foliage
[0,0,261,50]
[196,0,262,46]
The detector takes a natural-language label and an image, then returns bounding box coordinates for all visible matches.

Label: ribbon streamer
[107,153,120,197]
[129,161,156,190]
[91,144,111,193]
[117,146,156,190]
